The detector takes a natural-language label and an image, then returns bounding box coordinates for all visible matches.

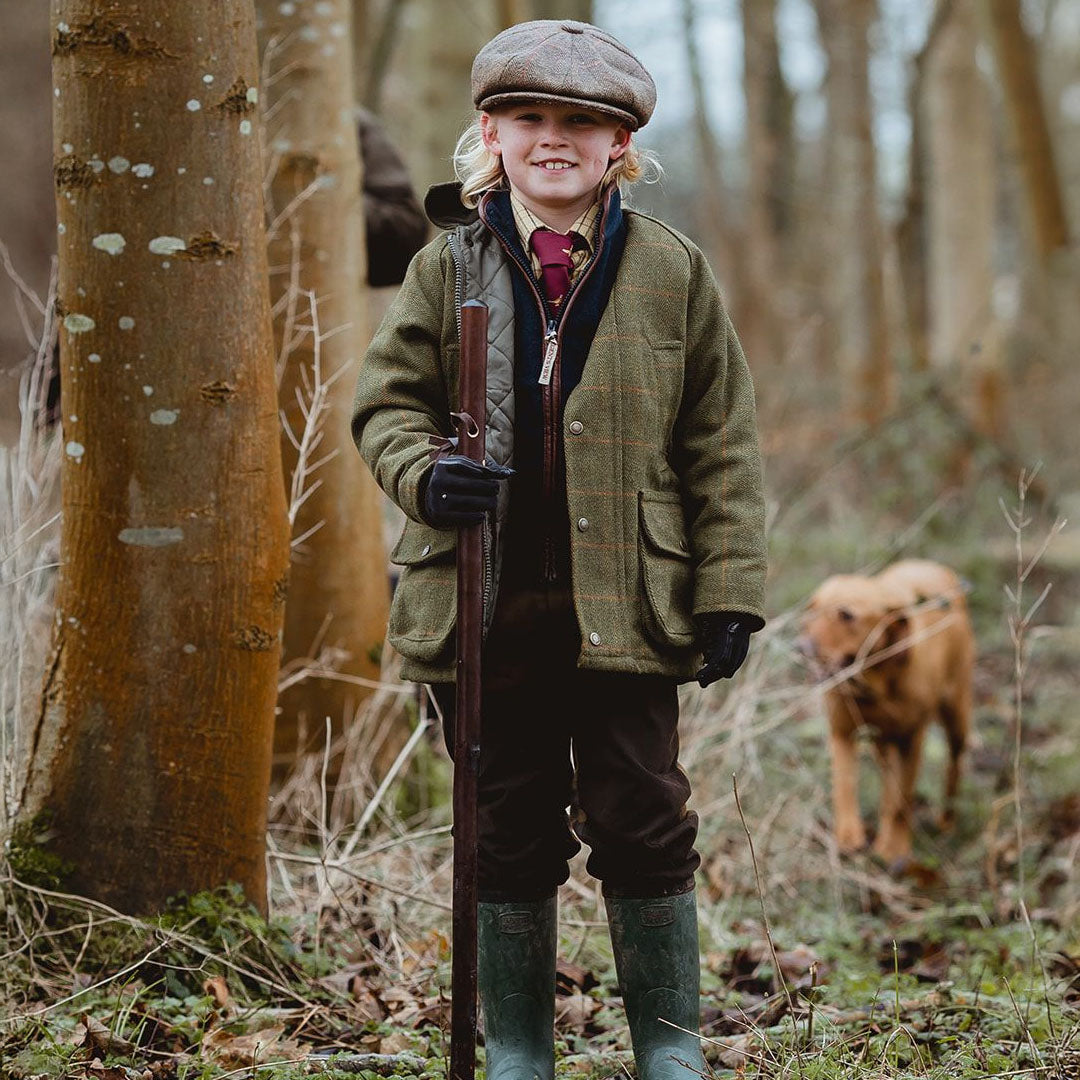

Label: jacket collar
[480,184,623,258]
[424,180,623,245]
[424,181,480,229]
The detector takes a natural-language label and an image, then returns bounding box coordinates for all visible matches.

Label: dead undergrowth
[2,592,1078,1078]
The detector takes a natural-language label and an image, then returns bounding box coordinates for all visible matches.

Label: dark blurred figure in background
[43,108,426,427]
[358,107,428,287]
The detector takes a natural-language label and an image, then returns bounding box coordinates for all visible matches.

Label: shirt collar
[509,190,600,255]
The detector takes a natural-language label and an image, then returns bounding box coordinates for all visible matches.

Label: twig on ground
[732,773,805,1071]
[1000,465,1067,1072]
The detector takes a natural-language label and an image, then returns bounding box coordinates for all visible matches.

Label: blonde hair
[452,115,663,209]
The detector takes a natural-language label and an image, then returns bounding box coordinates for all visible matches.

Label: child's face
[481,104,631,224]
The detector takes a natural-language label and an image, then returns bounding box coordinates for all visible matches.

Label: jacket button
[589,632,601,646]
[421,544,431,557]
[577,517,589,531]
[569,420,584,435]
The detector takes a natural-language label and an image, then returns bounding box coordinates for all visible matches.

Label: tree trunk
[813,0,892,425]
[23,0,289,914]
[257,0,390,783]
[678,0,739,303]
[0,3,54,444]
[924,0,1004,439]
[895,38,931,374]
[495,0,529,29]
[361,0,408,115]
[532,0,592,18]
[981,0,1069,262]
[740,0,791,369]
[353,0,369,107]
[392,0,489,195]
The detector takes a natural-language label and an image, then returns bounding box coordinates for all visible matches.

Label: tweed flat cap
[472,20,656,130]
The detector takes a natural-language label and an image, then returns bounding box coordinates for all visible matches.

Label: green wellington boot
[477,896,557,1080]
[606,891,707,1080]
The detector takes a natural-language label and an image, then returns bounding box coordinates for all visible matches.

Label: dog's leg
[828,696,866,853]
[872,728,920,864]
[939,691,971,831]
[872,738,903,860]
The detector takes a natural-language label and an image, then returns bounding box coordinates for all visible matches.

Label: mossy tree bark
[24,0,289,914]
[256,0,390,783]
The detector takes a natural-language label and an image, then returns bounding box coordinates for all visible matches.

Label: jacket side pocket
[388,519,457,661]
[638,490,695,649]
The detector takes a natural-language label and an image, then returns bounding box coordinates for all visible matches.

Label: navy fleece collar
[481,185,624,267]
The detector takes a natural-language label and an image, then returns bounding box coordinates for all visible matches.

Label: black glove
[421,454,513,528]
[694,612,759,687]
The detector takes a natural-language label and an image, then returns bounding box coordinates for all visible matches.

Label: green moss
[3,812,73,890]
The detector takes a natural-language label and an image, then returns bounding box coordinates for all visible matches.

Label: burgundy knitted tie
[529,229,575,308]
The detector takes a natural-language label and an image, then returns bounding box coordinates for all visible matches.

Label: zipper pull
[538,320,558,386]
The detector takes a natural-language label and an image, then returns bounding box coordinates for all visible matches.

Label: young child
[351,20,767,1080]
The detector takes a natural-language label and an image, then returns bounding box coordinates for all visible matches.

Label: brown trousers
[432,585,700,902]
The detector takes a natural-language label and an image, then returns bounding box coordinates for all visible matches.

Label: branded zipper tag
[538,322,558,386]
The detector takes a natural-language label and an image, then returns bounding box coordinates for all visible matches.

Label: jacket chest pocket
[637,490,695,649]
[387,520,457,661]
[645,330,684,453]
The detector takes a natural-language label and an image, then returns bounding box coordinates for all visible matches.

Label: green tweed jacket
[350,207,767,683]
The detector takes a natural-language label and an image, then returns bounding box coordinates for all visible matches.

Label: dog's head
[796,574,914,680]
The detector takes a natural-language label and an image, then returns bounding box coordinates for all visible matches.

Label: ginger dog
[798,560,975,864]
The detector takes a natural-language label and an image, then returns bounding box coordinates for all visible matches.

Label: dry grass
[0,244,61,839]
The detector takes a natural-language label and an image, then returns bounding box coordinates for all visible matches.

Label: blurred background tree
[256,0,392,794]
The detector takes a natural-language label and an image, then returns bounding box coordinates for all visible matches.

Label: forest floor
[2,606,1078,1078]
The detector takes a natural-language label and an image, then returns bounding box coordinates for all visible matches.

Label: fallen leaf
[775,943,825,988]
[147,1059,191,1079]
[395,994,451,1029]
[319,962,376,998]
[85,1063,129,1080]
[727,942,774,994]
[702,843,738,902]
[555,992,599,1033]
[202,976,231,1011]
[380,985,417,1008]
[349,981,388,1023]
[911,944,951,983]
[378,1031,413,1054]
[401,930,450,973]
[201,1024,304,1067]
[79,1015,136,1057]
[703,1032,761,1069]
[556,958,597,995]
